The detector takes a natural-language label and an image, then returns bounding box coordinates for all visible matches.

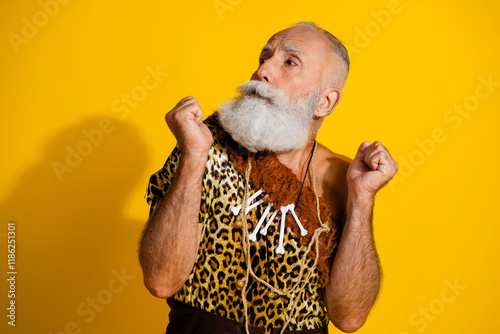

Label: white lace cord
[240,158,253,334]
[249,202,273,242]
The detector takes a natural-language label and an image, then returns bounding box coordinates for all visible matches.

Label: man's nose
[251,59,275,84]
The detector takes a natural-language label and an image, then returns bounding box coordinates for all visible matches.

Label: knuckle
[172,112,184,121]
[165,111,172,121]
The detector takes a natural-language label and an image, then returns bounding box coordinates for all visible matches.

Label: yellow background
[1,0,499,333]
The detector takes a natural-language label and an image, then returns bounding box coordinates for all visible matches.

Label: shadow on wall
[0,117,168,333]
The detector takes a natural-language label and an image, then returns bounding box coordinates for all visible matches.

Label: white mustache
[237,81,286,105]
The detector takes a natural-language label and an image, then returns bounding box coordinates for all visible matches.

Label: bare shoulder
[312,143,352,221]
[315,143,351,188]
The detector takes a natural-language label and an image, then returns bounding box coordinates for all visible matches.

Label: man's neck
[275,138,316,180]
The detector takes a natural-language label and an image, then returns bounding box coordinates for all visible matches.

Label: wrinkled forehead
[264,26,332,60]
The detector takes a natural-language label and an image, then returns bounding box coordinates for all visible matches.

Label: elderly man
[139,22,398,334]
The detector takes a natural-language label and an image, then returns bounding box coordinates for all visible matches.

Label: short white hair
[293,21,350,87]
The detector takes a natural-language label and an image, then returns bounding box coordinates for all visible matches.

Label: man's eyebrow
[260,44,306,59]
[280,45,305,58]
[260,44,274,53]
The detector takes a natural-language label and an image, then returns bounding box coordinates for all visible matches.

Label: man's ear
[315,87,342,117]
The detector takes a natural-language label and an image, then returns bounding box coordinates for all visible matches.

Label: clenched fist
[346,141,399,199]
[165,96,213,155]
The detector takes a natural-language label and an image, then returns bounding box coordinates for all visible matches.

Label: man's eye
[259,57,266,65]
[286,59,297,66]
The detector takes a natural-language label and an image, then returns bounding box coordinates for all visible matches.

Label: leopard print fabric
[146,116,333,333]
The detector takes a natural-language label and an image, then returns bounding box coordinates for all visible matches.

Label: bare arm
[325,141,398,332]
[325,195,379,332]
[138,97,213,298]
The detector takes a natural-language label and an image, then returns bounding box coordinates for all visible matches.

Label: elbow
[139,258,180,298]
[335,321,364,333]
[331,314,367,333]
[143,276,177,299]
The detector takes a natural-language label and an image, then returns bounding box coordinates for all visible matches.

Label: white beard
[217,80,320,153]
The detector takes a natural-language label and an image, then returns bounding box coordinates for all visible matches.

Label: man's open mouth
[253,90,273,104]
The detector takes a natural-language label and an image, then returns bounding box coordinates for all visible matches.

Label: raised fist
[165,96,213,155]
[346,141,399,199]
